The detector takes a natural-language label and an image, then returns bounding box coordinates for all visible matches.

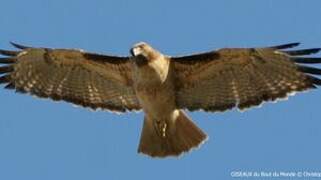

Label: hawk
[1,42,321,158]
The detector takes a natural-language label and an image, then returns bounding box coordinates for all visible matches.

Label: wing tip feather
[270,42,301,50]
[10,42,30,50]
[0,65,14,74]
[298,65,321,75]
[292,57,321,64]
[284,48,321,56]
[0,49,19,56]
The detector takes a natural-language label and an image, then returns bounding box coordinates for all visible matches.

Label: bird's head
[130,42,160,66]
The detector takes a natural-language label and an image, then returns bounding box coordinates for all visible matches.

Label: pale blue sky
[1,0,321,179]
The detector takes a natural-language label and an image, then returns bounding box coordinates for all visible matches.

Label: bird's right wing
[0,43,141,112]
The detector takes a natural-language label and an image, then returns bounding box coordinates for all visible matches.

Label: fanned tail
[138,110,207,158]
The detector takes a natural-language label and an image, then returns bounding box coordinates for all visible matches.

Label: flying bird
[1,42,321,158]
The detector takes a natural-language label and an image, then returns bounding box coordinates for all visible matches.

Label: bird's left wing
[0,43,140,112]
[172,43,321,112]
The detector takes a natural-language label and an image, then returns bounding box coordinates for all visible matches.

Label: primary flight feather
[1,41,321,158]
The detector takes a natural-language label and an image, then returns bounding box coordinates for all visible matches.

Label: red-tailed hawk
[1,42,321,158]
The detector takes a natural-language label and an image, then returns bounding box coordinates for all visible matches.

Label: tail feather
[138,110,207,158]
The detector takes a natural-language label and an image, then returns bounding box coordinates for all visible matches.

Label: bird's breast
[135,82,176,118]
[133,69,176,118]
[133,55,170,83]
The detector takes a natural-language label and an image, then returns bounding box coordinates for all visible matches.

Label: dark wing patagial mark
[171,51,220,64]
[83,53,129,64]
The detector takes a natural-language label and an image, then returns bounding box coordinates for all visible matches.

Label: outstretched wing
[172,43,321,112]
[0,42,140,112]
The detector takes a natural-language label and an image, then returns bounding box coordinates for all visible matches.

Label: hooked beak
[130,47,142,56]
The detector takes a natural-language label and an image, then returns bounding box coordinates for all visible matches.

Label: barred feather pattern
[0,45,140,112]
[173,43,321,112]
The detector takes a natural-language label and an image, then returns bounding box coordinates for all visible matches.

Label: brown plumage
[1,41,321,158]
[173,44,321,111]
